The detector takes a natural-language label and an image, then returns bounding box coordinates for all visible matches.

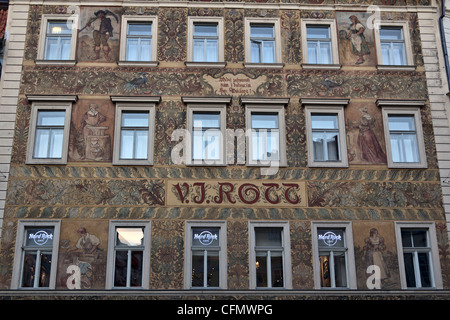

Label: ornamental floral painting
[77,7,121,62]
[337,11,377,66]
[68,99,114,162]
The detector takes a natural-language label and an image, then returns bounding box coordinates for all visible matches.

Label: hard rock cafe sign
[168,180,307,207]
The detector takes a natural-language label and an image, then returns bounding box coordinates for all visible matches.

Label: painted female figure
[364,228,390,281]
[346,15,371,65]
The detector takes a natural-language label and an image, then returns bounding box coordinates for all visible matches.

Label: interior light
[117,228,144,246]
[51,26,62,34]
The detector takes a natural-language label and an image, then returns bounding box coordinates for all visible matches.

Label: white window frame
[184,221,227,289]
[25,95,76,165]
[374,21,415,71]
[106,220,151,290]
[378,100,427,168]
[36,14,78,65]
[244,18,283,68]
[186,17,225,68]
[302,99,349,168]
[243,98,288,167]
[311,221,357,290]
[249,221,292,289]
[118,15,158,67]
[11,220,61,289]
[183,97,230,166]
[111,96,159,165]
[394,222,443,289]
[301,19,340,69]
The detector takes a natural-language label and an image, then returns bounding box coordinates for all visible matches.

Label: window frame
[184,221,227,289]
[248,221,292,289]
[303,99,349,168]
[184,97,231,166]
[394,222,443,289]
[187,17,225,67]
[374,21,415,71]
[106,220,151,290]
[243,98,288,167]
[112,97,158,166]
[244,18,283,68]
[378,101,427,168]
[11,220,61,290]
[311,221,357,290]
[119,15,158,66]
[36,14,78,65]
[301,19,340,69]
[25,95,76,165]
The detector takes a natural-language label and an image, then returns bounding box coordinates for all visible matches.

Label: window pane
[307,42,319,64]
[312,132,340,161]
[194,24,217,37]
[255,227,282,247]
[412,230,428,247]
[252,130,279,161]
[256,251,268,287]
[418,252,432,288]
[206,39,218,62]
[128,23,152,36]
[193,113,220,128]
[134,131,148,159]
[37,111,65,126]
[251,41,261,63]
[193,39,206,61]
[403,252,416,287]
[192,250,205,287]
[25,228,55,247]
[380,42,391,65]
[271,252,283,287]
[311,114,338,129]
[262,41,275,63]
[126,39,139,61]
[207,251,220,287]
[392,42,407,65]
[252,113,278,129]
[192,227,220,247]
[319,42,332,64]
[122,112,149,127]
[251,25,274,38]
[59,38,72,60]
[34,129,51,158]
[317,229,345,248]
[21,252,37,287]
[116,227,144,247]
[380,27,404,41]
[307,26,330,39]
[48,129,64,158]
[333,251,347,287]
[319,254,331,287]
[139,39,152,61]
[390,133,419,163]
[120,130,134,159]
[114,250,128,287]
[39,253,52,287]
[130,251,143,287]
[48,21,72,35]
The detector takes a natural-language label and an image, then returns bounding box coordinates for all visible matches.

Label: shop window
[302,99,349,168]
[185,222,227,289]
[106,221,151,289]
[379,101,427,168]
[249,222,292,289]
[395,223,443,289]
[26,96,76,165]
[312,222,357,289]
[37,14,78,65]
[112,98,158,165]
[119,16,158,66]
[11,221,61,289]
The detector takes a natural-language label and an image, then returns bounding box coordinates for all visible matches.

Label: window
[249,222,292,289]
[112,97,158,165]
[184,97,230,165]
[106,221,151,289]
[37,14,78,64]
[26,95,76,164]
[303,99,349,167]
[243,98,288,167]
[301,19,340,69]
[245,18,282,67]
[184,222,227,289]
[311,222,357,289]
[379,101,427,168]
[11,220,61,289]
[119,16,158,66]
[395,222,443,289]
[187,17,224,67]
[374,21,414,70]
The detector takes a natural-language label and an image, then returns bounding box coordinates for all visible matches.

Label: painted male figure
[86,10,114,61]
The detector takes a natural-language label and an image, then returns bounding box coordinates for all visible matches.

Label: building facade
[0,0,449,298]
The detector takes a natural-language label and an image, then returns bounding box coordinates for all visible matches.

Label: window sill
[302,63,342,70]
[112,160,154,166]
[376,65,416,71]
[244,62,284,69]
[117,61,159,67]
[387,163,428,169]
[185,61,226,68]
[308,162,349,168]
[186,161,227,167]
[35,59,76,66]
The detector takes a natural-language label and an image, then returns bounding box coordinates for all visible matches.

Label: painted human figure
[357,106,386,163]
[364,228,390,281]
[86,10,114,61]
[346,15,371,65]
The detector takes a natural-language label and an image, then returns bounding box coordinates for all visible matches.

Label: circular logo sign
[29,230,53,246]
[194,231,218,246]
[320,231,340,247]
